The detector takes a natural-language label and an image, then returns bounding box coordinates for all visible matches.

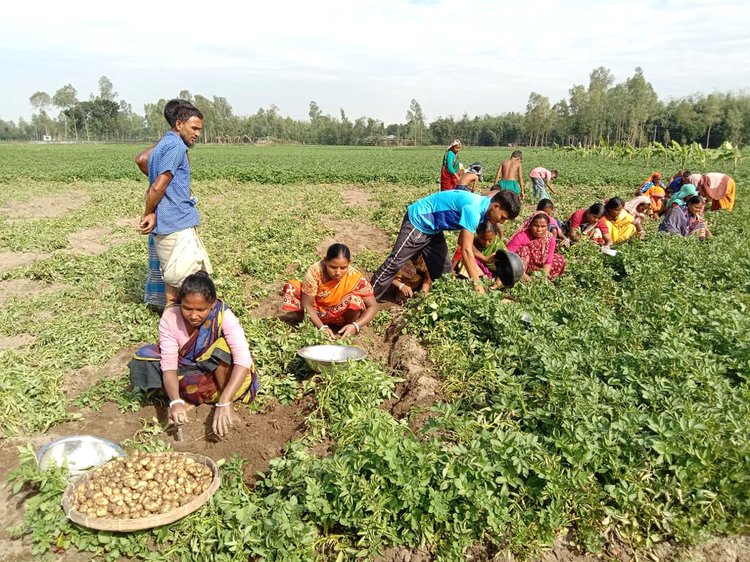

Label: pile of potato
[72,450,213,519]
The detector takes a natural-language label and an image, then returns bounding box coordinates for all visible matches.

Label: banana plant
[670,140,690,169]
[714,141,742,171]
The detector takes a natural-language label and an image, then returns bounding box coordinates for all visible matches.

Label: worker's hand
[212,405,237,438]
[398,283,414,298]
[320,325,335,340]
[473,282,486,295]
[169,403,188,425]
[139,213,156,235]
[338,324,358,338]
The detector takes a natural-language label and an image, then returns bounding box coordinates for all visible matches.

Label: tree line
[3,68,749,148]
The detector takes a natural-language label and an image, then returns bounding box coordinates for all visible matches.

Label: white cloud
[1,0,748,122]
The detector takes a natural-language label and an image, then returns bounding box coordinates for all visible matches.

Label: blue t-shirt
[407,190,491,235]
[149,131,200,235]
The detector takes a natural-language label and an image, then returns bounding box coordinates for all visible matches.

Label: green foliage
[1,144,749,560]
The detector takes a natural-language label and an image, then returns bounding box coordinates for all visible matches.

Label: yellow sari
[605,209,637,244]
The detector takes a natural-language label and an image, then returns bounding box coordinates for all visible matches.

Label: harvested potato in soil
[72,451,213,519]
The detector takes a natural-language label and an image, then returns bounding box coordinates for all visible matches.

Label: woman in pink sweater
[506,211,566,281]
[129,272,257,437]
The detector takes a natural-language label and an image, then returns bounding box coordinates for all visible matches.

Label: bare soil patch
[0,334,36,351]
[0,251,51,274]
[0,192,89,220]
[384,314,442,428]
[65,347,139,399]
[67,226,130,256]
[318,217,391,256]
[341,187,377,208]
[0,279,64,306]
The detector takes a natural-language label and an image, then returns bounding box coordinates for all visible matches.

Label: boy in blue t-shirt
[371,190,521,300]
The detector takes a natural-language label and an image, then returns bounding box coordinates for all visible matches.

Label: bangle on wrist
[169,399,185,408]
[318,324,330,331]
[352,321,361,334]
[214,402,231,408]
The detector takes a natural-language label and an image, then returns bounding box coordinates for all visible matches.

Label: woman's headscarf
[624,195,651,217]
[448,139,461,150]
[667,183,698,207]
[511,211,552,241]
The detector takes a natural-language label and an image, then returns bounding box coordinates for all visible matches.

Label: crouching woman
[282,243,379,339]
[129,272,258,437]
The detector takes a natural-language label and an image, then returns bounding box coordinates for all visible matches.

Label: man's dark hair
[164,99,194,127]
[174,104,203,124]
[178,271,217,303]
[511,150,522,159]
[551,169,559,177]
[588,203,605,216]
[491,190,521,219]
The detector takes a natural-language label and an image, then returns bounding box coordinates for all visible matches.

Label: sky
[1,0,749,124]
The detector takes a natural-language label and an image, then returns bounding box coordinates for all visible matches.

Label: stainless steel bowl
[36,435,126,475]
[297,344,368,373]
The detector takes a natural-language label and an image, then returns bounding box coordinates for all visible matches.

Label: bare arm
[458,229,484,294]
[493,165,501,185]
[135,145,155,176]
[144,172,173,216]
[518,164,525,195]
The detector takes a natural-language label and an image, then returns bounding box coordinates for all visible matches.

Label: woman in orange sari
[282,244,378,339]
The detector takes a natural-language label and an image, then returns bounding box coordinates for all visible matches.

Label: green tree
[406,99,426,146]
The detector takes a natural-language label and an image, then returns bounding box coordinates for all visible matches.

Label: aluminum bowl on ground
[297,344,368,373]
[36,435,126,475]
[494,250,525,288]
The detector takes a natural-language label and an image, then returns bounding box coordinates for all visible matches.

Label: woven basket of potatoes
[62,450,220,531]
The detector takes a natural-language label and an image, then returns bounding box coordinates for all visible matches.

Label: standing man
[493,150,524,199]
[139,103,212,305]
[370,190,521,299]
[529,167,558,201]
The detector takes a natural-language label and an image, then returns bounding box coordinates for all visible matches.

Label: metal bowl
[36,435,126,475]
[601,247,618,257]
[494,250,525,288]
[297,344,368,373]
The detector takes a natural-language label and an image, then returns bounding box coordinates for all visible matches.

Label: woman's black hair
[686,195,703,205]
[587,203,605,216]
[178,271,217,302]
[605,197,624,211]
[325,243,351,261]
[531,212,551,225]
[536,198,554,212]
[476,221,497,237]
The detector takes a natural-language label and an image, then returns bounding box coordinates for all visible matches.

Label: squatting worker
[139,103,212,305]
[370,190,521,299]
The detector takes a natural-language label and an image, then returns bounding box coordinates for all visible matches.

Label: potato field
[0,143,748,561]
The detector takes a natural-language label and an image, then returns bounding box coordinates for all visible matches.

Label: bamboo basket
[61,452,221,532]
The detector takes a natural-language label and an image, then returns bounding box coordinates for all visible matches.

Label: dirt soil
[64,347,138,399]
[0,334,36,351]
[318,216,391,256]
[0,279,65,306]
[341,187,376,208]
[0,192,90,220]
[67,226,130,256]
[0,251,51,274]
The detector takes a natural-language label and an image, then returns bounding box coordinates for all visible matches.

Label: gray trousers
[371,214,452,300]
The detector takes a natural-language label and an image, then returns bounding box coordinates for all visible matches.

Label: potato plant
[2,144,749,560]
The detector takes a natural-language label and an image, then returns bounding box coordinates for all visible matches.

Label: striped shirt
[148,131,200,235]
